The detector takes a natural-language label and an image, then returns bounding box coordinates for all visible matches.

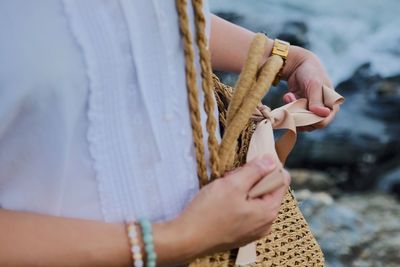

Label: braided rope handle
[218,35,283,173]
[175,0,283,184]
[176,0,220,186]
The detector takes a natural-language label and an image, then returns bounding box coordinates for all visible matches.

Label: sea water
[210,0,400,85]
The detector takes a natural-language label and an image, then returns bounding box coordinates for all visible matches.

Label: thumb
[229,155,277,192]
[307,80,331,117]
[283,92,297,104]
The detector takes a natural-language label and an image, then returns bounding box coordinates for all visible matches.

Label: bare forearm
[0,209,131,267]
[0,210,198,267]
[210,14,273,72]
[210,14,307,79]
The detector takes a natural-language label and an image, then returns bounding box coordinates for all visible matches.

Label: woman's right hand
[0,155,288,267]
[155,154,290,264]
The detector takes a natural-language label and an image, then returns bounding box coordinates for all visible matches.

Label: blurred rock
[295,189,334,206]
[335,63,400,125]
[365,76,400,121]
[338,194,400,267]
[377,166,400,199]
[295,190,400,267]
[277,21,309,48]
[295,190,374,267]
[290,169,335,191]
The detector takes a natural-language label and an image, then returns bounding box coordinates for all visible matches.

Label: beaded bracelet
[139,219,157,267]
[127,223,144,267]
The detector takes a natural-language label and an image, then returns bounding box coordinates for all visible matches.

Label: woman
[0,0,337,266]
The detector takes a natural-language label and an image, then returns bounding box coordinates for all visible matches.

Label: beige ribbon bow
[235,85,344,266]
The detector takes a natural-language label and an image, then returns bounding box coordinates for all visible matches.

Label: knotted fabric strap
[248,85,344,197]
[236,88,344,265]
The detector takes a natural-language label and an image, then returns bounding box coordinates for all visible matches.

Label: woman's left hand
[280,46,339,131]
[209,16,339,132]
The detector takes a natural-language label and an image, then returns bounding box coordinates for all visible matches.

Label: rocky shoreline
[291,170,400,267]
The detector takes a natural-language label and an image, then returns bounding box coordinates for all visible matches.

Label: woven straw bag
[189,77,325,267]
[175,0,326,266]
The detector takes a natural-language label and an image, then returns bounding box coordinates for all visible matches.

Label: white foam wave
[211,0,400,84]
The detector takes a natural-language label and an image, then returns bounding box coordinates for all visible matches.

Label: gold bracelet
[271,38,290,86]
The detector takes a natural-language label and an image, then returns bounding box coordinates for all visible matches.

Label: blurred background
[210,0,400,266]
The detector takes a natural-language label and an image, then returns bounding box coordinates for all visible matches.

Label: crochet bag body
[175,0,332,266]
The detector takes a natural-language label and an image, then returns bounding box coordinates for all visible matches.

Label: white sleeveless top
[0,0,213,223]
